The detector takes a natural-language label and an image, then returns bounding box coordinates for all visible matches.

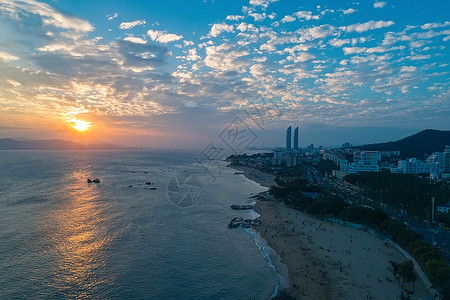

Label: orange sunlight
[71,119,91,132]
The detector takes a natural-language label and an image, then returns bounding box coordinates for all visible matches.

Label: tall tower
[294,127,299,151]
[286,126,292,151]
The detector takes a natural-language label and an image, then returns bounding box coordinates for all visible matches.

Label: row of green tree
[344,171,450,219]
[381,218,450,297]
[269,179,388,227]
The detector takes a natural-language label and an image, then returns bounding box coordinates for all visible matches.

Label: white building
[398,158,439,176]
[437,203,450,214]
[347,163,380,173]
[331,150,382,174]
[353,150,381,164]
[445,146,450,173]
[427,152,446,173]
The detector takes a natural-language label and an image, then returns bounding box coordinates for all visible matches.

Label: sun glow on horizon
[71,119,91,132]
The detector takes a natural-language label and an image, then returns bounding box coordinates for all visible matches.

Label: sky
[0,0,449,148]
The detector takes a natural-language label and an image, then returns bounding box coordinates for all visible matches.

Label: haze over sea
[0,149,279,299]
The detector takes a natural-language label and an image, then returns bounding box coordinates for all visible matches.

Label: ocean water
[0,149,279,299]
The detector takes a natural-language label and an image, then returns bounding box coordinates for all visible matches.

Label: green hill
[357,129,450,159]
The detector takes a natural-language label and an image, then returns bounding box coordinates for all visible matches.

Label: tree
[400,260,417,292]
[390,260,417,291]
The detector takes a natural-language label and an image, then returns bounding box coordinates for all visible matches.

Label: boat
[230,204,253,210]
[228,217,261,228]
[228,217,243,228]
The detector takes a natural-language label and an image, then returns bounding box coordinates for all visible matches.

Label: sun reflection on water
[42,170,116,298]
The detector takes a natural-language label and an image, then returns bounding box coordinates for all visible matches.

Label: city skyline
[0,0,449,148]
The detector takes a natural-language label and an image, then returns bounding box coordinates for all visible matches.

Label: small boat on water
[228,217,244,228]
[87,178,100,183]
[228,217,262,228]
[230,204,253,210]
[149,187,156,190]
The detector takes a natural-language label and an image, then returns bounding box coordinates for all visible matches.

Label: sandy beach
[253,201,433,300]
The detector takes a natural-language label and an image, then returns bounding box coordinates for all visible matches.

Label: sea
[0,149,284,299]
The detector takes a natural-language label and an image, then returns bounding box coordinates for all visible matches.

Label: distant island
[0,138,121,150]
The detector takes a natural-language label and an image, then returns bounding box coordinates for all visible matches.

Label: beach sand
[253,201,432,300]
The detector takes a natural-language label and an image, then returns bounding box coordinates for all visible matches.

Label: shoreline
[253,201,432,299]
[227,164,276,188]
[228,165,432,299]
[243,227,290,298]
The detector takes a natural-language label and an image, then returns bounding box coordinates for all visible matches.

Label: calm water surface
[0,150,278,299]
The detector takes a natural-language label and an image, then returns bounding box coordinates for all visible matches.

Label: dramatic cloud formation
[0,0,448,147]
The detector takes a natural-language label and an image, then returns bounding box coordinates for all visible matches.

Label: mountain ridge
[357,129,450,159]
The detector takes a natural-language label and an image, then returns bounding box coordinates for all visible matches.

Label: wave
[243,227,285,299]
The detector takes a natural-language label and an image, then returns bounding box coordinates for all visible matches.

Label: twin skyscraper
[286,126,299,151]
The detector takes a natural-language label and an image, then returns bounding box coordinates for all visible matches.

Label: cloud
[1,0,449,143]
[407,54,431,60]
[208,23,234,37]
[0,0,93,33]
[249,0,279,10]
[281,15,296,23]
[329,38,351,47]
[124,36,147,44]
[343,47,367,55]
[186,48,201,61]
[107,12,119,21]
[226,15,244,21]
[344,20,394,33]
[204,43,250,72]
[282,44,310,55]
[343,8,358,15]
[409,40,426,48]
[373,1,387,8]
[119,20,146,30]
[147,30,183,43]
[287,52,315,63]
[421,21,450,30]
[0,51,19,62]
[249,12,267,21]
[295,11,320,21]
[302,24,336,40]
[400,66,417,73]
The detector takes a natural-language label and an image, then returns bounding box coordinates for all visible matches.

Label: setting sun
[72,119,91,132]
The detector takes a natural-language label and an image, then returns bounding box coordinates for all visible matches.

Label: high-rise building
[427,152,446,173]
[286,126,292,151]
[445,146,450,173]
[293,127,298,150]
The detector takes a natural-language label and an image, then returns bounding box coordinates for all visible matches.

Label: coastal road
[399,215,450,262]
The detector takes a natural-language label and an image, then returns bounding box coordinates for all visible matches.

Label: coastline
[228,164,432,299]
[227,164,276,188]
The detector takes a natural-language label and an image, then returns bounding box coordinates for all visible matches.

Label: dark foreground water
[0,149,278,299]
